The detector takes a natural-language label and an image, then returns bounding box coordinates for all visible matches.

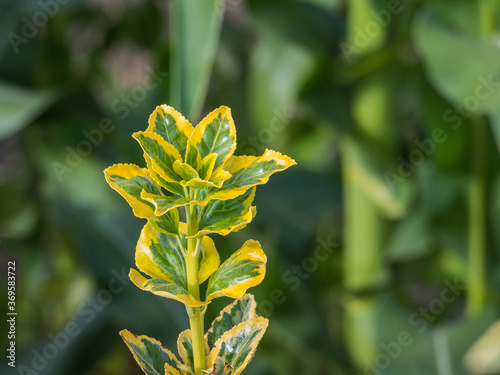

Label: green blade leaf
[206,240,266,300]
[206,149,296,201]
[104,163,162,218]
[177,329,195,372]
[170,0,224,120]
[206,295,257,349]
[147,105,194,158]
[120,329,182,375]
[195,187,256,238]
[186,106,237,171]
[129,269,208,307]
[207,317,269,375]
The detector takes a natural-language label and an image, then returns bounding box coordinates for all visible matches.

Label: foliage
[104,105,295,375]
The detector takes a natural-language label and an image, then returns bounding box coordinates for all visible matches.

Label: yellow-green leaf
[186,106,236,171]
[198,236,220,284]
[194,187,256,238]
[129,269,208,307]
[206,240,266,300]
[207,317,269,375]
[147,105,194,158]
[164,364,183,375]
[207,149,296,201]
[198,153,217,180]
[104,163,161,218]
[206,294,257,349]
[135,222,186,287]
[120,329,181,375]
[133,131,182,183]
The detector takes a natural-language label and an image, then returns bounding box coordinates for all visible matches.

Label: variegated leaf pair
[129,221,266,306]
[121,295,268,375]
[105,105,295,238]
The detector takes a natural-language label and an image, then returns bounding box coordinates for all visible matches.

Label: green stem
[467,117,487,315]
[186,203,207,374]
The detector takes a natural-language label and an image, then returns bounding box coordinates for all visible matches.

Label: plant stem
[186,203,207,375]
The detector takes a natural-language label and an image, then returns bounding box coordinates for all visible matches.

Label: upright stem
[467,117,487,315]
[466,0,494,315]
[185,203,207,374]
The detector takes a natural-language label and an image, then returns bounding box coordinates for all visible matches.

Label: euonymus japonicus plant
[104,105,295,375]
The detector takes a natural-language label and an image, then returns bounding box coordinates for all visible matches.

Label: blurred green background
[1,0,500,374]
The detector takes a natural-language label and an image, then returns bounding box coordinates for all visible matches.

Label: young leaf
[129,269,208,307]
[199,236,220,284]
[207,317,269,375]
[147,105,194,158]
[206,240,266,300]
[206,294,257,349]
[164,364,183,375]
[133,131,183,183]
[186,106,236,171]
[104,164,162,218]
[144,153,185,197]
[120,329,182,375]
[194,187,256,238]
[206,149,296,201]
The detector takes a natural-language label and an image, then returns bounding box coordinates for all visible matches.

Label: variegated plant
[104,105,295,375]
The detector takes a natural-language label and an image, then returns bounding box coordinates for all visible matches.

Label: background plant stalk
[186,203,207,375]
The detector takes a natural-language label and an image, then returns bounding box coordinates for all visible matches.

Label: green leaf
[170,0,224,120]
[196,188,256,238]
[0,83,59,141]
[147,105,194,158]
[186,106,237,171]
[206,150,296,201]
[206,295,257,349]
[144,153,186,197]
[206,240,266,300]
[207,317,269,375]
[104,163,162,218]
[413,4,500,115]
[133,131,183,183]
[120,329,182,375]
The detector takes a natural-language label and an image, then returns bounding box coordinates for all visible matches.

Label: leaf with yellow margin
[177,329,210,373]
[143,153,185,197]
[198,153,217,180]
[104,163,161,218]
[133,131,183,183]
[120,329,182,375]
[194,188,256,238]
[129,269,208,307]
[146,105,194,158]
[206,294,257,349]
[206,149,296,201]
[186,106,236,171]
[207,317,269,375]
[164,364,183,375]
[206,240,266,301]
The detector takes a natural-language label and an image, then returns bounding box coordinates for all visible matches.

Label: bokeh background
[1,0,500,374]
